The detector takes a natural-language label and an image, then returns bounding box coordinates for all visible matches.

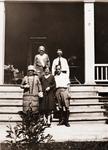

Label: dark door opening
[5,2,84,84]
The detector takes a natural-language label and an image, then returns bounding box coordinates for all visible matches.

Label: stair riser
[0,93,23,98]
[0,114,22,121]
[69,105,102,110]
[0,86,23,92]
[69,86,96,91]
[0,120,106,127]
[70,100,99,104]
[0,100,22,105]
[69,113,104,118]
[69,92,98,97]
[52,120,106,125]
[0,107,22,113]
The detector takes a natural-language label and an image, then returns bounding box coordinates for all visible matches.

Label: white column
[84,2,95,84]
[0,1,5,84]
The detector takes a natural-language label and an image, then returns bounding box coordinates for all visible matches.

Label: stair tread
[53,116,108,121]
[70,96,101,99]
[0,104,22,106]
[70,109,105,113]
[70,103,104,106]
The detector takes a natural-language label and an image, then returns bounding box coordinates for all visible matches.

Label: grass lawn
[1,141,108,150]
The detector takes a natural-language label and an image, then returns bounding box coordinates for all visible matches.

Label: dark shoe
[47,123,51,127]
[65,122,70,127]
[57,120,65,126]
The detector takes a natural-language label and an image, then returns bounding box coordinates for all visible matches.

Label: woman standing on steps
[40,66,56,127]
[20,65,43,113]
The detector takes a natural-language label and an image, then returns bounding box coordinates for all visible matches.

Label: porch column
[84,2,95,84]
[0,1,5,84]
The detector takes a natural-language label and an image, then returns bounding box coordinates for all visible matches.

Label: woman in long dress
[40,67,56,127]
[20,65,43,113]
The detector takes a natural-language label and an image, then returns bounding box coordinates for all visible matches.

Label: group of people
[21,45,71,127]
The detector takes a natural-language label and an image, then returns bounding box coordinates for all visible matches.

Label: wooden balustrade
[95,64,108,82]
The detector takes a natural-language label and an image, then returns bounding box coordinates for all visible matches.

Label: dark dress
[40,74,56,114]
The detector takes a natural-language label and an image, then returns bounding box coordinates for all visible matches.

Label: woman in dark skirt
[40,67,56,127]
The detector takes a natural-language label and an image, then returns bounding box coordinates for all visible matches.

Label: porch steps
[52,88,108,124]
[0,86,23,123]
[0,86,107,125]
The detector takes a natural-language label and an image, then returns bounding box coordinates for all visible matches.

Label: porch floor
[1,123,108,143]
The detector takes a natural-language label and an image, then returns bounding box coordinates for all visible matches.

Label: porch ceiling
[3,0,108,3]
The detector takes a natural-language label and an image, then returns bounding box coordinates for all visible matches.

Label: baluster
[105,66,108,80]
[96,66,99,80]
[101,67,103,81]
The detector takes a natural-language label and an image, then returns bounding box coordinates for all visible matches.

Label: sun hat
[28,65,35,71]
[38,45,45,52]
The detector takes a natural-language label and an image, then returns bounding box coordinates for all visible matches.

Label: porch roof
[3,0,108,3]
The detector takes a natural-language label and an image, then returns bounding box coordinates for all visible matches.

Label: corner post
[84,2,95,84]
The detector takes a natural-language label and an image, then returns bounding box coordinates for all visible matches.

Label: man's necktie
[58,57,61,67]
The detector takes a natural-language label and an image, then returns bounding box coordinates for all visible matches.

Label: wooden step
[69,91,98,97]
[69,105,103,110]
[69,85,97,91]
[70,100,99,104]
[69,102,104,106]
[69,113,104,118]
[52,120,106,125]
[70,96,102,99]
[0,114,22,122]
[0,99,22,105]
[69,109,105,113]
[0,86,23,92]
[0,93,23,98]
[0,107,22,113]
[52,116,108,122]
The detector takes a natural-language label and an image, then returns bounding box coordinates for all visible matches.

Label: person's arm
[20,76,29,89]
[37,77,42,92]
[50,75,56,89]
[51,59,56,76]
[46,75,56,92]
[37,76,43,98]
[47,54,50,67]
[65,59,70,77]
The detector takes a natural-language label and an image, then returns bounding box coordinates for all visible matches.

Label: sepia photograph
[0,0,108,149]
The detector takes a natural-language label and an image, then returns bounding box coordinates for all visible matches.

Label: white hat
[28,65,35,71]
[38,45,45,52]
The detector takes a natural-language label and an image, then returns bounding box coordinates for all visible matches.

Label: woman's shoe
[47,123,51,127]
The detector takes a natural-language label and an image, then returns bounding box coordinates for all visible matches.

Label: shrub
[5,110,53,150]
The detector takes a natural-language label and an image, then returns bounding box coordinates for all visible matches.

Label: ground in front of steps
[1,123,108,143]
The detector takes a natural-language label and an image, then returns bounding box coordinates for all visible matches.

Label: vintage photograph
[0,0,108,149]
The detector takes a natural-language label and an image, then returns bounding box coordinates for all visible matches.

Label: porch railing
[95,64,108,82]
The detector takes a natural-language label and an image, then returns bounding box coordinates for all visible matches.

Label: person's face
[28,70,34,76]
[45,68,50,75]
[57,51,62,57]
[39,50,44,55]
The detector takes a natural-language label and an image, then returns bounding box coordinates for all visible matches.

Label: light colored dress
[21,75,42,112]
